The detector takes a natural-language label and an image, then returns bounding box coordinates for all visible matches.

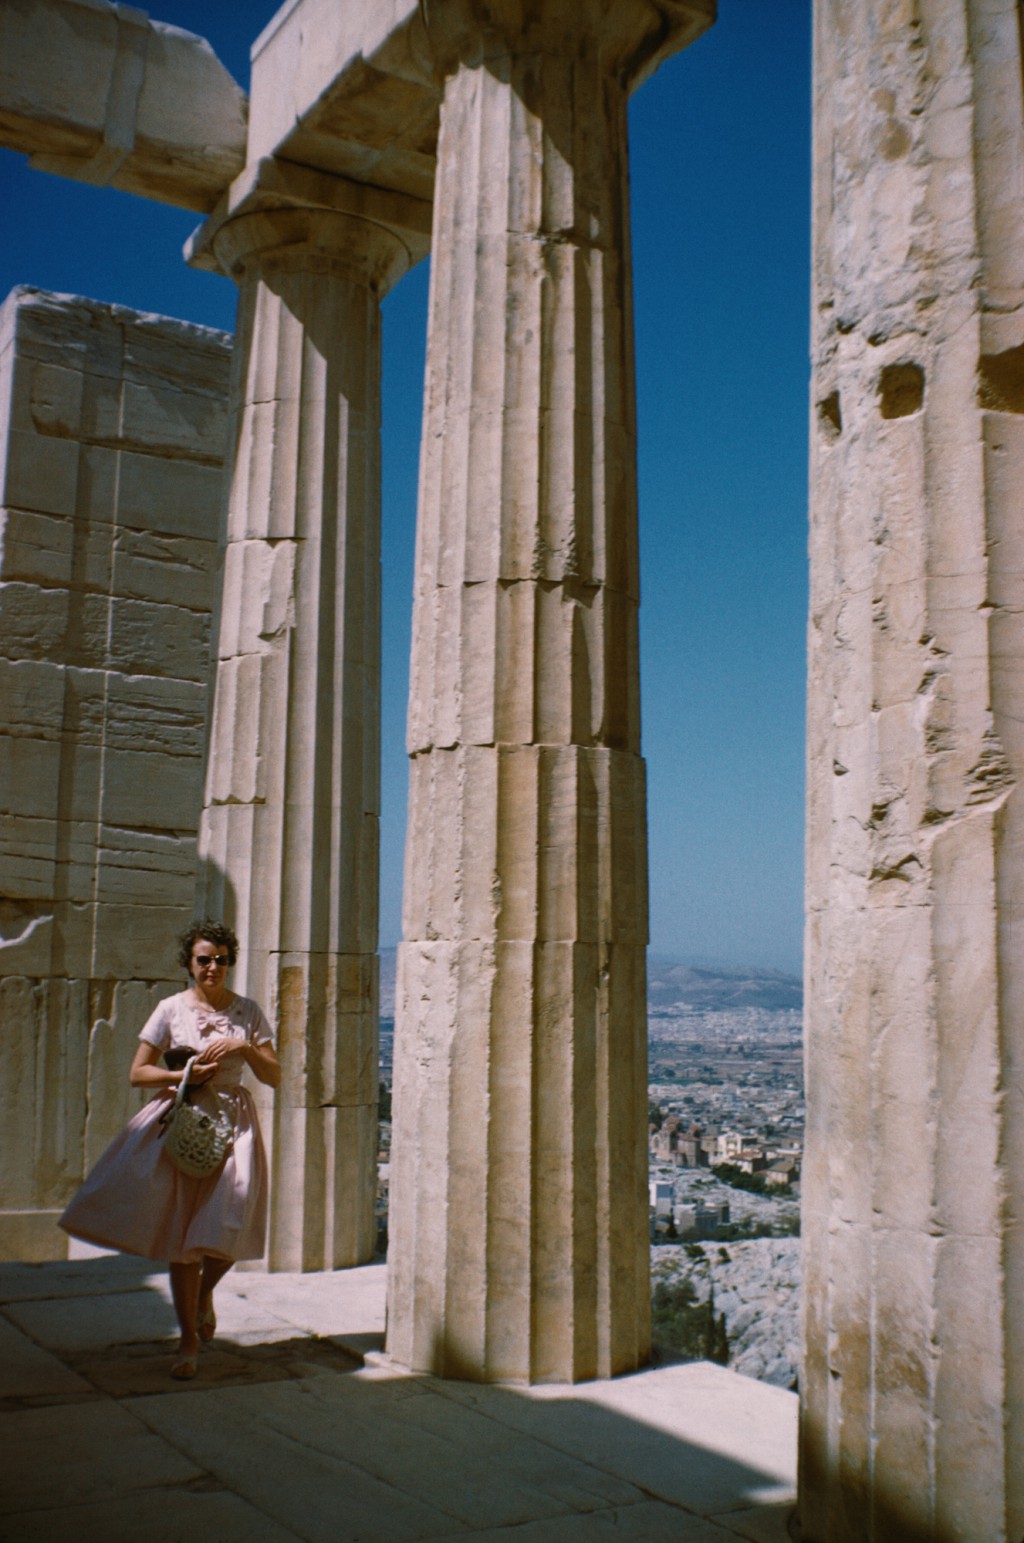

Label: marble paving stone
[430,1363,795,1517]
[130,1381,473,1543]
[0,1260,797,1542]
[209,1320,331,1345]
[152,1282,306,1340]
[706,1501,797,1543]
[300,1367,644,1518]
[2,1490,304,1543]
[230,1261,387,1340]
[208,1325,329,1347]
[64,1336,361,1399]
[430,1503,742,1543]
[132,1367,643,1533]
[0,1400,202,1514]
[4,1287,178,1351]
[0,1312,93,1401]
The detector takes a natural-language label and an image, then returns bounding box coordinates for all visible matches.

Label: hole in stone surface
[878,362,924,419]
[878,118,911,161]
[977,342,1024,413]
[817,391,842,440]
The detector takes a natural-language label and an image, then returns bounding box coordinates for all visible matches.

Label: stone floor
[0,1252,797,1542]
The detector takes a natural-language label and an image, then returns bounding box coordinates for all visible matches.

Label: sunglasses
[193,953,230,967]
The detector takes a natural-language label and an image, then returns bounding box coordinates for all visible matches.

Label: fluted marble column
[802,1,1024,1537]
[197,207,411,1270]
[386,0,711,1382]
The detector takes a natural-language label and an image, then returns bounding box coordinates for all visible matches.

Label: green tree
[712,1163,769,1194]
[651,1254,729,1367]
[712,1306,730,1365]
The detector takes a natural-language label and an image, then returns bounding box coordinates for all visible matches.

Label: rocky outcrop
[652,1238,800,1390]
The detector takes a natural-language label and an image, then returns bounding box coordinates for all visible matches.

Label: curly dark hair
[177,917,239,972]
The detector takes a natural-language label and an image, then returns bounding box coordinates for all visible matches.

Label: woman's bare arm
[129,1041,215,1089]
[244,1038,282,1088]
[130,1041,180,1089]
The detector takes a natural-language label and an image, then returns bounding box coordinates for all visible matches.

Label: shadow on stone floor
[1,1255,797,1543]
[0,1255,367,1402]
[61,1333,364,1398]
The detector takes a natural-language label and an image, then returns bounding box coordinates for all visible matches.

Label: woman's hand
[194,1035,247,1067]
[196,1034,282,1089]
[186,1056,218,1084]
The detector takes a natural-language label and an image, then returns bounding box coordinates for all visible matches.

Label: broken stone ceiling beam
[0,0,247,211]
[247,0,441,203]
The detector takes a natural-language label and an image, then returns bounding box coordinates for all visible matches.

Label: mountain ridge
[378,948,802,1017]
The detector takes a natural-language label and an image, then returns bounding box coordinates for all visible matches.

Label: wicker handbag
[159,1056,233,1178]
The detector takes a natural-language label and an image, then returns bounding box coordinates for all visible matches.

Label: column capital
[185,156,432,296]
[420,0,713,87]
[211,206,411,297]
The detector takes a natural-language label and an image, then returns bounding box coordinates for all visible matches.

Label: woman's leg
[197,1254,234,1337]
[168,1261,201,1372]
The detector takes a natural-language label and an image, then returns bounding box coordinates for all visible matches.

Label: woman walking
[60,919,280,1378]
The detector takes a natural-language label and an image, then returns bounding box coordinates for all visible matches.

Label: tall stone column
[386,0,710,1383]
[802,1,1024,1537]
[197,207,411,1270]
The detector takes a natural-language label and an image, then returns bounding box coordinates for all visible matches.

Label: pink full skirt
[59,1086,268,1265]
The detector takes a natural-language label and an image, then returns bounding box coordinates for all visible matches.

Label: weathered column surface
[197,206,412,1270]
[802,1,1024,1537]
[386,0,711,1382]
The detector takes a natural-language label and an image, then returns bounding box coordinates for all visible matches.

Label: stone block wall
[0,287,232,1260]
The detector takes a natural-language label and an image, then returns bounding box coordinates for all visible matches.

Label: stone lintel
[4,0,714,227]
[0,0,246,212]
[420,0,716,86]
[245,0,715,210]
[247,0,440,204]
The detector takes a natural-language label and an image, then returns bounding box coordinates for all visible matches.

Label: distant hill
[647,959,802,1013]
[380,948,801,1017]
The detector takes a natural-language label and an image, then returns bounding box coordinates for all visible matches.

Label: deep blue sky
[0,3,811,974]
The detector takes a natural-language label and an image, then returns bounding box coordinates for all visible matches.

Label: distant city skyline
[0,4,811,974]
